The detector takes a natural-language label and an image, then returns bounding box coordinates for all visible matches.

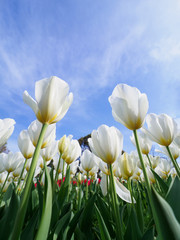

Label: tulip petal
[23,91,38,115]
[114,177,136,203]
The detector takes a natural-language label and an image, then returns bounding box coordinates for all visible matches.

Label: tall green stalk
[11,123,48,240]
[16,158,28,193]
[166,146,180,178]
[53,153,62,194]
[85,171,89,201]
[109,164,123,240]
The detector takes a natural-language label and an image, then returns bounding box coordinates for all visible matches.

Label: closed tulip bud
[28,120,56,148]
[18,130,35,159]
[23,76,73,124]
[119,152,137,180]
[109,84,149,130]
[58,135,73,155]
[61,137,81,165]
[142,113,178,146]
[80,149,98,172]
[88,124,123,165]
[0,118,15,147]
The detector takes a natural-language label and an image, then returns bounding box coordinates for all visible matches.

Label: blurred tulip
[23,76,73,124]
[2,152,24,173]
[0,118,15,147]
[40,140,58,162]
[88,124,123,164]
[58,134,73,155]
[109,84,149,130]
[80,149,98,173]
[61,137,81,165]
[28,120,56,148]
[130,131,152,155]
[119,152,137,180]
[18,130,35,159]
[155,142,180,160]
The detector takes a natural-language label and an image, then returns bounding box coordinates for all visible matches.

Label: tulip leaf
[151,187,180,240]
[53,211,72,240]
[35,162,52,240]
[124,207,142,240]
[96,194,115,238]
[66,208,83,239]
[79,193,96,234]
[136,195,144,233]
[21,209,39,240]
[95,204,111,240]
[0,189,20,239]
[151,169,168,194]
[166,176,180,223]
[141,227,154,240]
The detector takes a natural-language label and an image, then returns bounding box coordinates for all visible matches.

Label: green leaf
[21,209,39,240]
[95,204,111,240]
[96,194,115,238]
[151,187,180,240]
[124,207,142,240]
[67,208,83,239]
[53,211,72,240]
[0,189,20,239]
[79,193,96,233]
[141,227,154,240]
[166,176,180,223]
[136,196,144,233]
[35,163,52,240]
[151,169,168,194]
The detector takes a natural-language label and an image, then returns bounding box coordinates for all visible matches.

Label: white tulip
[18,130,35,159]
[109,84,149,130]
[142,113,178,146]
[0,118,15,147]
[88,124,123,164]
[23,76,73,124]
[28,120,56,148]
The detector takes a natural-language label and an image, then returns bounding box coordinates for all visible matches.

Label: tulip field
[0,76,180,239]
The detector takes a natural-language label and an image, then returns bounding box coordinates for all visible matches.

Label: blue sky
[1,0,180,153]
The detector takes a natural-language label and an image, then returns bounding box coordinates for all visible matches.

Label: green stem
[66,164,70,201]
[85,171,89,201]
[128,178,134,208]
[16,158,28,193]
[166,146,180,178]
[62,159,65,180]
[53,154,62,193]
[11,123,48,240]
[146,154,152,169]
[109,164,123,240]
[133,130,151,196]
[77,181,82,210]
[0,172,10,197]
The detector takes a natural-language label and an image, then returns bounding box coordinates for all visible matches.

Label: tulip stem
[109,164,123,240]
[166,146,180,178]
[146,154,153,169]
[11,123,48,240]
[0,172,10,198]
[133,130,151,195]
[62,159,65,181]
[53,154,62,194]
[16,158,28,193]
[85,171,89,201]
[128,179,134,208]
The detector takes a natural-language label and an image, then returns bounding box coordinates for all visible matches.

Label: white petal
[23,91,38,115]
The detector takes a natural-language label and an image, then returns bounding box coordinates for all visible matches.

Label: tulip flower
[142,113,180,177]
[28,120,56,148]
[89,124,123,240]
[88,124,123,164]
[23,76,73,124]
[109,84,149,130]
[61,138,81,165]
[0,118,15,147]
[142,113,177,146]
[119,152,137,180]
[155,143,180,161]
[80,149,98,173]
[130,131,152,155]
[18,130,35,159]
[40,141,58,162]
